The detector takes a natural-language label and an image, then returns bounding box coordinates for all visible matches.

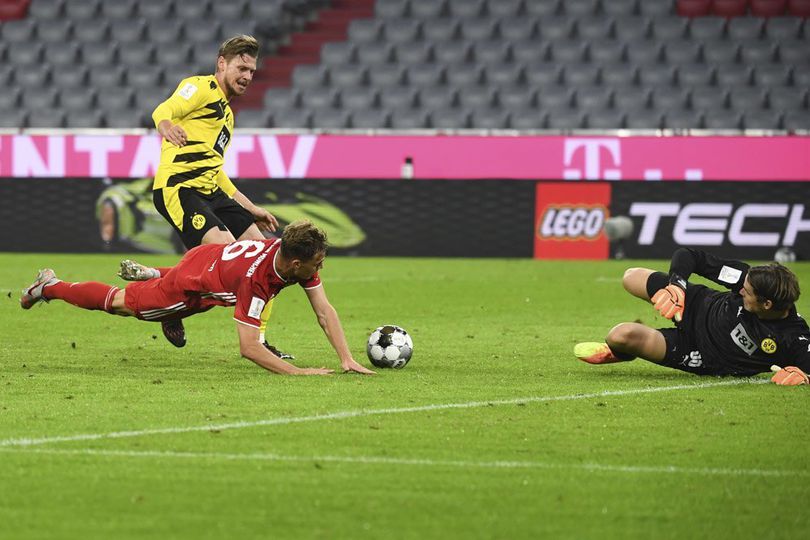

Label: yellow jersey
[151,75,237,196]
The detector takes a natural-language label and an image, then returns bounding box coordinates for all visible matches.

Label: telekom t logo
[563,138,621,180]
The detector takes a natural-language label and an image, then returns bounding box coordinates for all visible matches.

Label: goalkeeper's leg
[576,323,666,365]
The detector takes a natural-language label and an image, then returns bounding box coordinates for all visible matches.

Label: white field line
[0,378,767,448]
[0,447,803,479]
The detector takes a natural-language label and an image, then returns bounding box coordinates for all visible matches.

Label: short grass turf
[0,253,808,540]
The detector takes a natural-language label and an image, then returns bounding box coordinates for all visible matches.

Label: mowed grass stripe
[0,378,768,448]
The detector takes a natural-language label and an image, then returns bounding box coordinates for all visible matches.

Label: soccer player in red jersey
[20,221,374,376]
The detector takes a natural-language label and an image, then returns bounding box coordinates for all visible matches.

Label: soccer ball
[366,325,413,369]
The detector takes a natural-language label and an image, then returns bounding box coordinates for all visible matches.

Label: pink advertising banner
[0,134,807,180]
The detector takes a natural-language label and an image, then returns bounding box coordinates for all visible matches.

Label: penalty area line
[0,378,768,448]
[0,446,803,479]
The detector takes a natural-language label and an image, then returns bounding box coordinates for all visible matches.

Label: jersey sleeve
[299,272,321,290]
[233,279,270,328]
[669,248,750,292]
[786,334,810,373]
[214,169,237,197]
[152,77,207,128]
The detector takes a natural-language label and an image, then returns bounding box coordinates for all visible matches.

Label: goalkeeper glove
[651,284,685,322]
[771,366,809,386]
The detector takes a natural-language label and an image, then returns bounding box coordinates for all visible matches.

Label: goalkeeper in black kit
[575,248,810,386]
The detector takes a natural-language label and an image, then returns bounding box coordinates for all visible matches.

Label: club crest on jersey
[760,338,777,354]
[191,213,206,230]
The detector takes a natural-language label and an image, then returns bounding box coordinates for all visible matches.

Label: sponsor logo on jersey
[248,296,266,319]
[730,323,757,355]
[178,82,198,100]
[214,125,231,156]
[191,213,206,230]
[761,338,777,354]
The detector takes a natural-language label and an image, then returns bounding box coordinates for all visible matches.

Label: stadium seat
[432,41,471,64]
[548,40,589,63]
[715,64,753,86]
[690,87,729,110]
[727,86,768,110]
[300,87,338,109]
[219,19,257,41]
[458,17,498,41]
[484,63,524,86]
[271,108,312,128]
[20,87,57,109]
[752,65,793,86]
[640,0,676,15]
[384,18,421,44]
[99,0,136,19]
[486,0,524,18]
[46,42,80,66]
[15,66,50,87]
[27,110,66,128]
[586,110,626,129]
[702,41,740,64]
[418,86,457,108]
[394,42,433,65]
[350,109,390,129]
[783,110,810,131]
[777,41,809,65]
[625,41,664,65]
[546,109,586,129]
[564,0,601,17]
[378,86,417,109]
[429,108,470,129]
[788,0,810,16]
[263,87,300,109]
[712,0,748,17]
[321,42,356,66]
[613,16,651,40]
[497,17,537,41]
[292,64,328,88]
[175,0,210,19]
[339,86,378,111]
[524,0,562,18]
[211,0,246,19]
[103,109,146,129]
[703,109,743,129]
[329,66,368,88]
[525,61,564,86]
[600,64,638,87]
[311,108,350,129]
[662,110,704,129]
[28,0,63,19]
[0,87,21,109]
[88,65,125,88]
[137,0,171,18]
[603,0,639,16]
[471,40,511,65]
[763,16,803,38]
[73,19,108,42]
[445,64,483,86]
[375,0,408,19]
[356,43,394,65]
[727,18,764,40]
[792,69,810,88]
[625,109,663,129]
[64,0,99,20]
[0,110,27,128]
[447,0,485,18]
[182,18,221,45]
[457,86,496,109]
[127,67,164,90]
[109,19,146,43]
[409,0,446,19]
[739,41,777,64]
[751,0,787,16]
[235,109,272,129]
[60,89,96,111]
[509,108,546,129]
[406,64,446,87]
[97,88,135,112]
[511,39,550,63]
[470,109,510,129]
[1,19,35,42]
[118,42,155,67]
[348,19,383,43]
[563,64,600,86]
[389,108,429,128]
[650,87,690,110]
[637,64,677,87]
[613,87,651,110]
[536,87,574,109]
[663,40,703,64]
[742,110,783,129]
[36,19,72,43]
[367,64,405,88]
[677,64,716,86]
[497,87,537,109]
[421,18,459,41]
[576,17,614,40]
[688,17,727,40]
[588,40,625,64]
[65,110,104,128]
[538,16,576,40]
[575,86,613,110]
[650,17,689,39]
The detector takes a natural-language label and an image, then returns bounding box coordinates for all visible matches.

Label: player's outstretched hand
[651,284,685,322]
[296,367,335,376]
[252,207,279,233]
[342,359,376,375]
[770,365,809,386]
[158,121,188,147]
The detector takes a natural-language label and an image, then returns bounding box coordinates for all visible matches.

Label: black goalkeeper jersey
[673,249,810,376]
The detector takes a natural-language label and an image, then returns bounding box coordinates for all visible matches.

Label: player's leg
[21,269,133,316]
[575,323,666,364]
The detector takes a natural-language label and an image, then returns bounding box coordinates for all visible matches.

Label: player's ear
[216,55,226,72]
[762,298,774,311]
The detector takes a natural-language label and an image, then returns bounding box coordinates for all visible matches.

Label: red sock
[155,267,173,277]
[43,281,119,312]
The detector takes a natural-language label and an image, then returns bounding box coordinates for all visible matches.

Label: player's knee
[622,268,644,291]
[606,323,636,348]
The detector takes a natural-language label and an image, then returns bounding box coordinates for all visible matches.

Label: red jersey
[125,239,321,326]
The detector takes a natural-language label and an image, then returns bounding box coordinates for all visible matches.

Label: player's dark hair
[281,220,329,261]
[218,35,259,61]
[748,262,800,312]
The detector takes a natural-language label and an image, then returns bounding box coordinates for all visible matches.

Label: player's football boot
[20,269,61,309]
[118,259,158,281]
[574,342,632,364]
[263,342,295,361]
[162,319,186,348]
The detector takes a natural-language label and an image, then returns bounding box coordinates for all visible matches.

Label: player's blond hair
[218,34,260,61]
[748,262,800,311]
[281,220,329,261]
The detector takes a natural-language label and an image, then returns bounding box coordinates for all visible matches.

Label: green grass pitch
[1,253,808,539]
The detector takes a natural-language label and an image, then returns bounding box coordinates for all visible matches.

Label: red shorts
[124,279,217,322]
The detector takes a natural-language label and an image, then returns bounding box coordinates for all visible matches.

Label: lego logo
[538,206,606,240]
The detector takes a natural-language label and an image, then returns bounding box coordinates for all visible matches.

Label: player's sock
[154,267,173,277]
[44,281,120,313]
[574,342,635,364]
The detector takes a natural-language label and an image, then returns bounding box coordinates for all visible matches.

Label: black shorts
[646,272,733,376]
[154,187,254,249]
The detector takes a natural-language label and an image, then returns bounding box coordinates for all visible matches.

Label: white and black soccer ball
[366,325,413,369]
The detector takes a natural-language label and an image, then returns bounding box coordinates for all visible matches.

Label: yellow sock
[258,298,274,343]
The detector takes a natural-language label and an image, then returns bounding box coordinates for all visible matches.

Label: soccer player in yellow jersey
[123,35,290,358]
